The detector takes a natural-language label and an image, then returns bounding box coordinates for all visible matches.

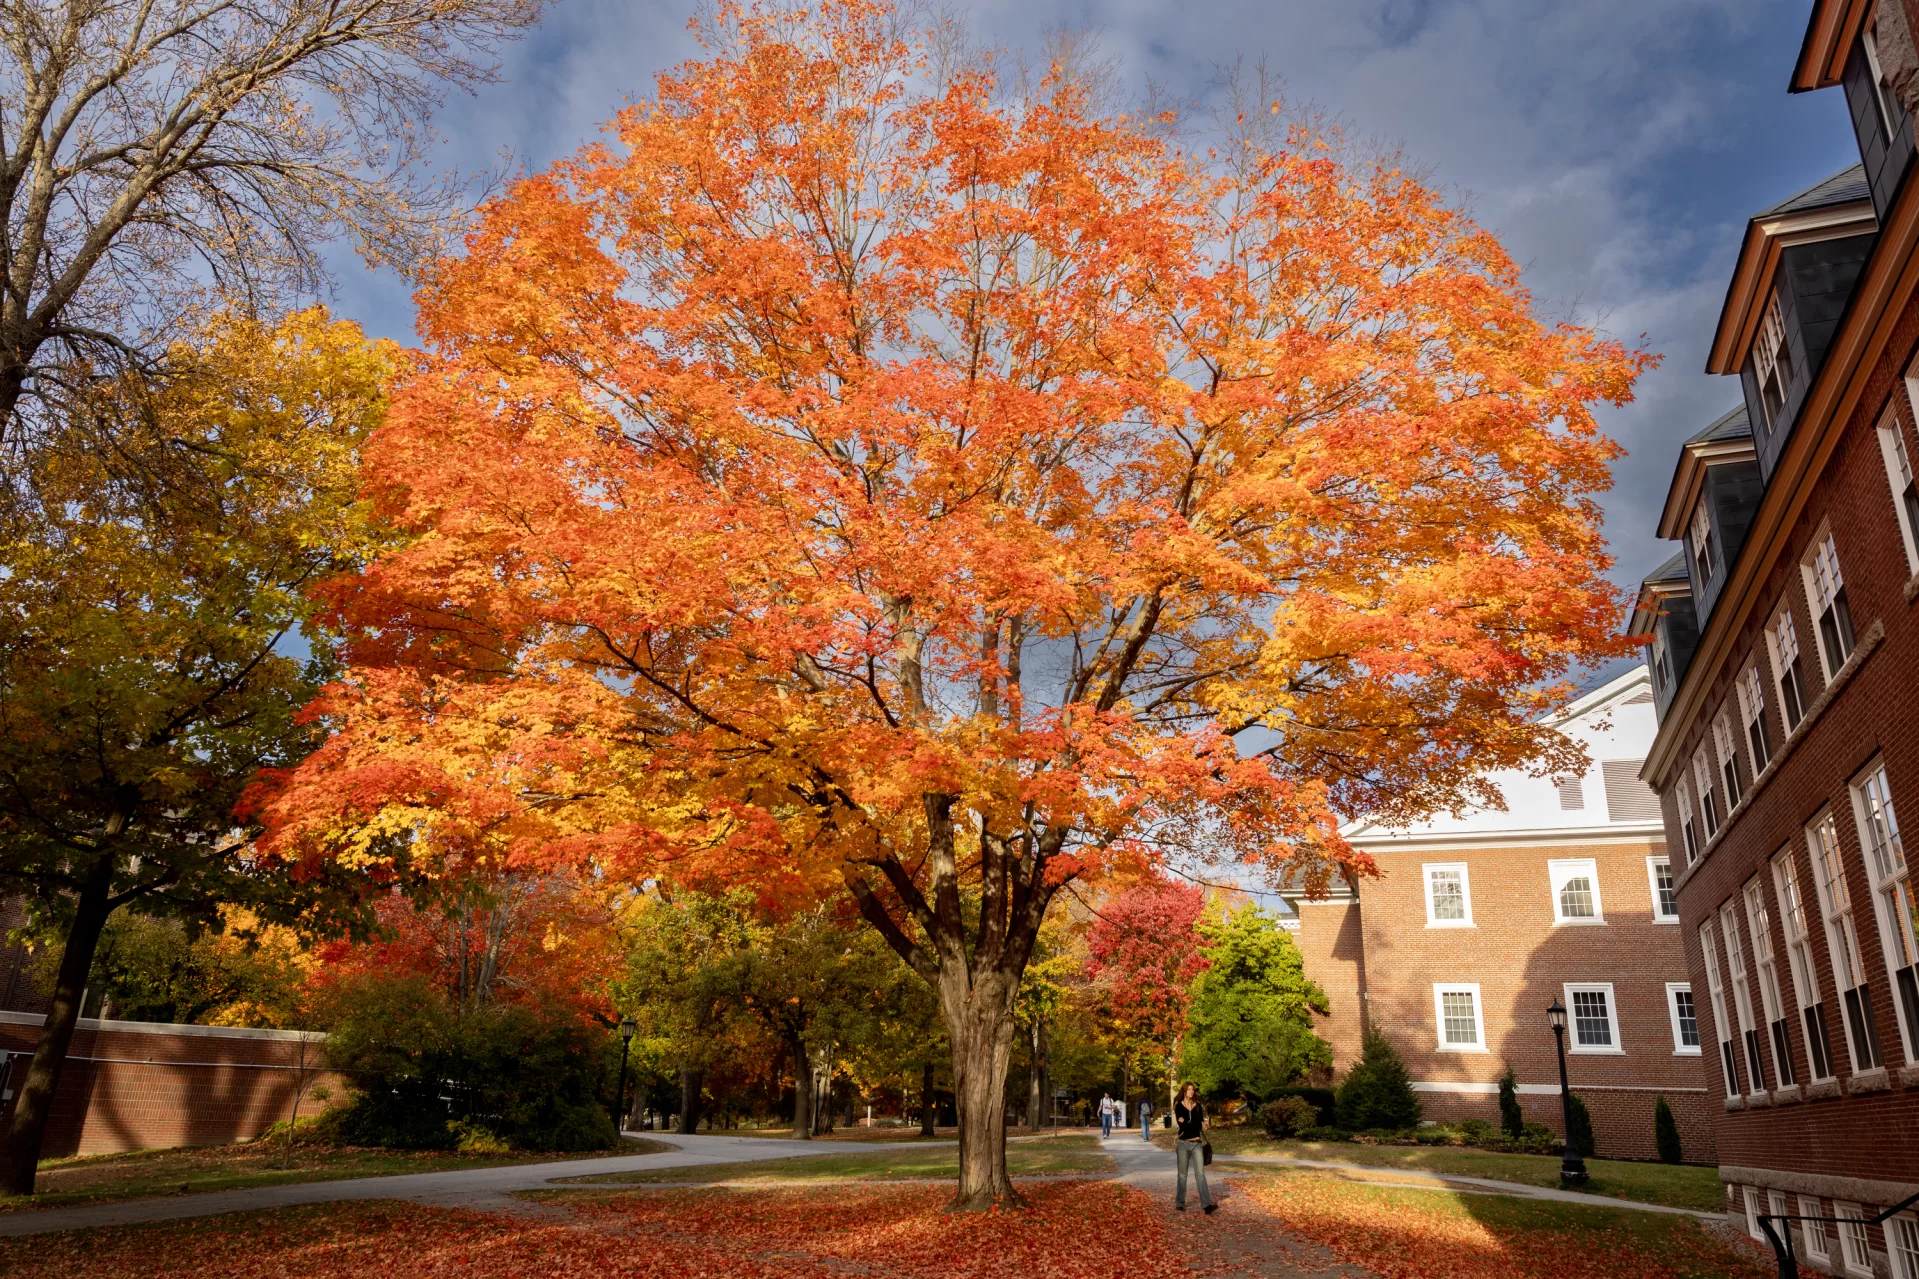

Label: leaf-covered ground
[2,1173,1768,1279]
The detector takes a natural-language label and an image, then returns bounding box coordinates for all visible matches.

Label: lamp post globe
[1546,1000,1587,1185]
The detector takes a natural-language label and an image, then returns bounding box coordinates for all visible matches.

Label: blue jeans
[1175,1138,1212,1209]
[1100,1112,1112,1136]
[1141,1112,1152,1140]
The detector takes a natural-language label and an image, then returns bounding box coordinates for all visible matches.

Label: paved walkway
[0,1133,937,1239]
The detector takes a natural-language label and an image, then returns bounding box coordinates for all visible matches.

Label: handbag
[1201,1139,1213,1166]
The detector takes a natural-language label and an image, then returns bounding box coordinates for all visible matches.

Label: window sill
[1900,1064,1919,1087]
[1551,918,1609,927]
[1569,1047,1626,1056]
[1724,1094,1744,1111]
[1744,1091,1771,1107]
[1675,618,1885,896]
[1673,1047,1703,1057]
[1805,1077,1842,1101]
[1845,1067,1891,1096]
[1437,1045,1490,1054]
[1651,916,1681,925]
[1424,921,1475,930]
[1904,569,1919,603]
[1771,1085,1802,1105]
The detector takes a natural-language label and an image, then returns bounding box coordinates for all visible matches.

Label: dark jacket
[1174,1100,1205,1141]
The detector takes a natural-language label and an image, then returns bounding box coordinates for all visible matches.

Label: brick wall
[1292,899,1366,1069]
[1295,838,1716,1163]
[0,1013,336,1156]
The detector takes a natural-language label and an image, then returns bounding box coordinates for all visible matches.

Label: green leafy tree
[1183,903,1331,1099]
[0,311,395,1196]
[33,912,307,1027]
[1334,1026,1421,1130]
[1566,1092,1596,1159]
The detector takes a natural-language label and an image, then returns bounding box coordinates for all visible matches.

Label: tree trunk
[0,852,115,1196]
[1026,1020,1042,1132]
[676,1067,704,1135]
[919,1059,936,1136]
[791,1042,813,1140]
[943,969,1021,1211]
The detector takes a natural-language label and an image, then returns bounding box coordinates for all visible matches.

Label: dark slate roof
[1757,165,1869,218]
[1644,551,1689,587]
[1685,403,1751,446]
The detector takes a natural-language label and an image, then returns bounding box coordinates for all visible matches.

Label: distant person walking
[1099,1092,1115,1137]
[1138,1096,1153,1141]
[1173,1082,1215,1214]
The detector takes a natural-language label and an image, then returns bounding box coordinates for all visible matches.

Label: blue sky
[330,0,1858,633]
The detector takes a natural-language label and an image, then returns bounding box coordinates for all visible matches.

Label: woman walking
[1172,1082,1215,1214]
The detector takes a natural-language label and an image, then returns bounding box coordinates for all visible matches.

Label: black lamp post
[614,1017,637,1134]
[1547,1000,1587,1185]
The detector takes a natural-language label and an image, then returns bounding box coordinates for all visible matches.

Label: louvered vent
[1602,759,1661,822]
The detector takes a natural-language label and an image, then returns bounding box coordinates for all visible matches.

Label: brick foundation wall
[0,1013,336,1156]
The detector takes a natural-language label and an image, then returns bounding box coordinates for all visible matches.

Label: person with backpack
[1138,1095,1153,1141]
[1173,1081,1215,1213]
[1098,1092,1115,1137]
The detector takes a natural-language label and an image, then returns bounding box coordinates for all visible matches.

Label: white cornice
[1346,825,1666,854]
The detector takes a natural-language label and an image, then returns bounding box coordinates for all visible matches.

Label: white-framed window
[1652,629,1675,692]
[1774,848,1837,1081]
[1701,920,1741,1095]
[1810,810,1885,1073]
[1694,747,1721,840]
[1739,664,1772,775]
[1801,1195,1832,1264]
[1714,714,1743,811]
[1878,404,1919,575]
[1744,877,1796,1088]
[1745,1186,1767,1241]
[1690,498,1718,583]
[1549,858,1604,924]
[1836,1201,1874,1277]
[1433,983,1487,1052]
[1852,762,1919,1065]
[1803,531,1858,680]
[1422,863,1473,928]
[1675,778,1700,864]
[1754,290,1795,430]
[1865,21,1905,142]
[1768,603,1811,732]
[1556,774,1586,810]
[1647,855,1679,922]
[1721,901,1768,1093]
[1564,982,1622,1053]
[1889,1214,1919,1279]
[1770,1190,1793,1247]
[1666,982,1701,1054]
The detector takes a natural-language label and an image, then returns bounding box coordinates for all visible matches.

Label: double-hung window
[1889,1214,1919,1279]
[1549,859,1603,924]
[1853,764,1919,1064]
[1694,747,1721,841]
[1647,855,1679,922]
[1754,292,1794,430]
[1666,982,1701,1054]
[1690,499,1718,583]
[1675,778,1700,864]
[1805,533,1857,679]
[1564,983,1621,1053]
[1774,848,1836,1080]
[1878,406,1919,575]
[1810,811,1884,1073]
[1801,1195,1832,1265]
[1837,1202,1874,1277]
[1423,863,1473,928]
[1769,604,1811,731]
[1701,921,1741,1095]
[1738,665,1772,774]
[1433,984,1486,1052]
[1720,902,1767,1093]
[1652,629,1674,692]
[1744,879,1796,1088]
[1714,714,1743,811]
[1865,21,1907,142]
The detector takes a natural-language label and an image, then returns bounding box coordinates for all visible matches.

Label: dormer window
[1652,630,1674,690]
[1690,499,1718,582]
[1753,292,1794,430]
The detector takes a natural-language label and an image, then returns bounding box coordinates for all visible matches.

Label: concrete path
[0,1133,943,1239]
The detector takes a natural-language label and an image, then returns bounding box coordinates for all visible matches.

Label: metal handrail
[1757,1184,1919,1277]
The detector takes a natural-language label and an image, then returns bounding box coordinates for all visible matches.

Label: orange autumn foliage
[245,0,1650,1206]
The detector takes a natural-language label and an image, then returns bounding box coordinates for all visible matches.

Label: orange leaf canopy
[249,0,1647,926]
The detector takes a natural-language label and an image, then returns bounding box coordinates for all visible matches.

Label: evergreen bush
[1333,1027,1421,1131]
[1259,1096,1320,1138]
[1497,1066,1524,1138]
[1565,1092,1595,1159]
[1654,1095,1683,1164]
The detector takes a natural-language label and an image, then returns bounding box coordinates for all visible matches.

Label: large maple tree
[249,0,1649,1208]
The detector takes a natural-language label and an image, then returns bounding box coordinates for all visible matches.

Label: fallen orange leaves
[9,1183,1192,1279]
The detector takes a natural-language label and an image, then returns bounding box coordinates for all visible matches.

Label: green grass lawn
[4,1135,678,1213]
[563,1133,1111,1185]
[1186,1127,1723,1213]
[721,1125,958,1142]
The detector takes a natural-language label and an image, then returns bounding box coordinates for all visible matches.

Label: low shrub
[1456,1117,1496,1145]
[1566,1092,1596,1159]
[1654,1095,1683,1164]
[1260,1096,1319,1139]
[1260,1086,1336,1126]
[1333,1028,1421,1131]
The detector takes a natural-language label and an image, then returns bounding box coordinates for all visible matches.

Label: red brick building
[1627,0,1919,1267]
[1285,669,1714,1163]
